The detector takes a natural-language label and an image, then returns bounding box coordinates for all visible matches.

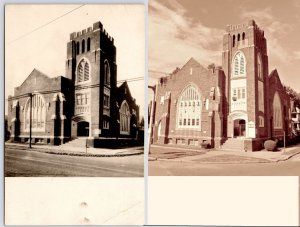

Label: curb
[275,150,300,163]
[5,144,144,157]
[152,151,300,164]
[44,150,144,157]
[154,157,271,164]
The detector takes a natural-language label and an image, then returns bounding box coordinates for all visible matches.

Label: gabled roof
[19,68,50,87]
[117,80,133,98]
[269,69,284,89]
[181,57,207,72]
[269,69,279,78]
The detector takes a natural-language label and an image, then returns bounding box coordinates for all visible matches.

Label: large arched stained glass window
[84,62,89,81]
[232,51,246,76]
[120,101,130,135]
[24,94,46,132]
[77,59,90,83]
[273,91,283,129]
[177,84,202,130]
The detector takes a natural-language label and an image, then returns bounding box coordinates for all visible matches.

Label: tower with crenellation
[65,21,118,144]
[222,20,270,146]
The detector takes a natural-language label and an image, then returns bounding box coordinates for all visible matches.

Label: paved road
[149,152,300,176]
[5,146,144,177]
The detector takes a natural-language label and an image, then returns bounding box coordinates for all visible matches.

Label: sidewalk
[149,144,300,164]
[5,142,144,157]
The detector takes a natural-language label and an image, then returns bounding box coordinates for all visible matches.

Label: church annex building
[7,21,140,148]
[151,20,297,151]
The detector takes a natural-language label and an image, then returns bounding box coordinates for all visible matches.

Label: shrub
[264,140,277,151]
[201,142,210,149]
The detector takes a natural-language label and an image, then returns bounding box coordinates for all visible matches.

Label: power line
[148,69,169,74]
[7,4,86,45]
[75,77,144,90]
[6,77,144,101]
[117,77,144,84]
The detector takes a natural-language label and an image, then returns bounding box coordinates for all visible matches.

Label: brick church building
[7,21,140,147]
[151,20,292,151]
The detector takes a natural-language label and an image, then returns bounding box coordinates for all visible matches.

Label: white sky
[5,4,145,116]
[149,0,300,94]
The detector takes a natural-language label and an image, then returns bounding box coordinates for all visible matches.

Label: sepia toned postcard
[5,4,145,225]
[148,0,300,177]
[147,0,299,225]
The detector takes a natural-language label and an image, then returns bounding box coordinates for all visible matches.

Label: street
[5,145,144,177]
[149,152,300,176]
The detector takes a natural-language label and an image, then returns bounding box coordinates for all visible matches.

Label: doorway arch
[233,119,246,137]
[77,121,89,137]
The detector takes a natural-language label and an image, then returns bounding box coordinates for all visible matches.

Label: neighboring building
[291,104,300,135]
[5,115,10,141]
[7,21,140,147]
[151,20,293,151]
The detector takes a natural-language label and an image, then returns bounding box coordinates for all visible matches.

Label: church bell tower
[222,20,269,141]
[65,21,117,143]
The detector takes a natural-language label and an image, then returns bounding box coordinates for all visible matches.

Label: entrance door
[233,119,246,137]
[77,121,89,137]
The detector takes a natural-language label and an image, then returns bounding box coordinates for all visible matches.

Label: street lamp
[29,93,33,148]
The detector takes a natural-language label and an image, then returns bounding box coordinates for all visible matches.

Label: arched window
[233,35,235,47]
[257,53,263,80]
[242,32,245,40]
[82,39,85,53]
[24,94,46,132]
[77,59,90,83]
[120,101,130,135]
[104,60,111,85]
[76,42,80,55]
[232,51,246,76]
[234,56,239,75]
[273,92,283,129]
[237,33,240,41]
[240,55,245,74]
[177,84,201,130]
[84,62,89,81]
[87,38,91,51]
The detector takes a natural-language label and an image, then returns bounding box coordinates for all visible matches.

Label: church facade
[7,21,140,147]
[151,20,292,151]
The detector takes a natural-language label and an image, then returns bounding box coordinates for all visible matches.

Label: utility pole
[29,93,33,149]
[148,85,156,154]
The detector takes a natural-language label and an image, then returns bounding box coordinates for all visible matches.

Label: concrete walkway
[5,142,144,157]
[149,144,300,164]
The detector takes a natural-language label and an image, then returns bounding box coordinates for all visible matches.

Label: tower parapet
[223,19,267,54]
[69,21,114,44]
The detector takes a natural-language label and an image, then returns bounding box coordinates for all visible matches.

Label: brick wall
[153,58,224,148]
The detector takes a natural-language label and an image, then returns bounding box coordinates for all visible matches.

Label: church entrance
[77,121,89,137]
[233,119,246,137]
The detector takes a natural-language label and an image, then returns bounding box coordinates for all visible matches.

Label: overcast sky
[149,0,300,93]
[5,4,145,115]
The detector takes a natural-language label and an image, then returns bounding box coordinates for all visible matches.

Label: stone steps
[60,138,88,148]
[221,138,245,151]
